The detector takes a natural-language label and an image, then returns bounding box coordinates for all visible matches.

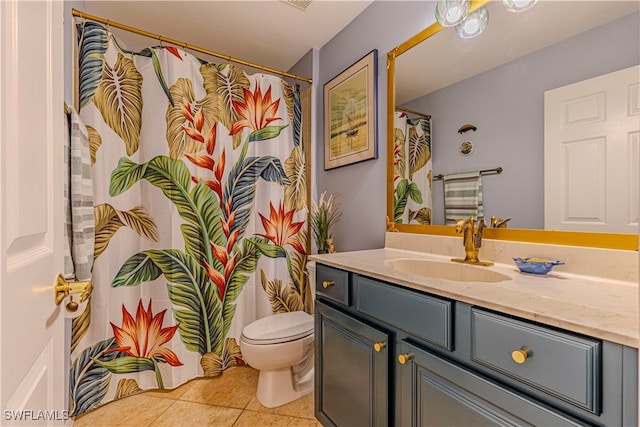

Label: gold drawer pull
[322,280,335,288]
[398,353,413,364]
[374,342,386,352]
[511,348,530,364]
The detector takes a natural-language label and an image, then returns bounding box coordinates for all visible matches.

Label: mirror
[386,0,639,250]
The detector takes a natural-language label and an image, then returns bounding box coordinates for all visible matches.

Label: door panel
[398,341,589,427]
[1,0,66,423]
[545,65,640,233]
[315,301,390,427]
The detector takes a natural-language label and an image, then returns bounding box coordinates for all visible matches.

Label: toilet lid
[242,311,313,344]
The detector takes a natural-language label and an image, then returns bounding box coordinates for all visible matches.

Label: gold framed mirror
[386,0,638,250]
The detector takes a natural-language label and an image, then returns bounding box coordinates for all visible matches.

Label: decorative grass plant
[310,192,342,253]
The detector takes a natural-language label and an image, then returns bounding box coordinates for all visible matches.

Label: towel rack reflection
[433,167,503,181]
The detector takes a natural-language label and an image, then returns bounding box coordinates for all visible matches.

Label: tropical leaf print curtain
[393,111,433,224]
[69,21,309,417]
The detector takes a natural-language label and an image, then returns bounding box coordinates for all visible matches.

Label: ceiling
[79,0,374,79]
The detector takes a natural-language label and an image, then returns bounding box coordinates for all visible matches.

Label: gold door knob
[54,274,92,306]
[374,342,386,352]
[322,280,335,288]
[398,353,413,364]
[511,349,529,364]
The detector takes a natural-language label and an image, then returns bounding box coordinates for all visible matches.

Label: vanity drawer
[470,308,601,414]
[316,264,350,306]
[355,275,453,351]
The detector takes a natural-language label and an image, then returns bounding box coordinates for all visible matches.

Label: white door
[1,1,66,425]
[544,65,640,233]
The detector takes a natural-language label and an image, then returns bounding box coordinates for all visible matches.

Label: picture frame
[324,49,378,170]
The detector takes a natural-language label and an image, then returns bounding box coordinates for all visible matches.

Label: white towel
[443,171,483,225]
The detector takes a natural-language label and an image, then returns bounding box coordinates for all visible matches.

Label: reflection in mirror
[392,108,433,225]
[387,0,639,249]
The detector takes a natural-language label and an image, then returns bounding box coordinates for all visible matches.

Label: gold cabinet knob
[373,342,386,352]
[511,349,529,364]
[322,280,335,289]
[398,353,413,364]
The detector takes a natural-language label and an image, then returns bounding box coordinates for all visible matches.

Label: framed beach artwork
[324,49,378,170]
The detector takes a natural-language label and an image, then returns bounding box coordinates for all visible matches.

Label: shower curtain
[392,111,432,224]
[69,21,309,417]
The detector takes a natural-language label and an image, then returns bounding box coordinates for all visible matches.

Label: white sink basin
[384,259,511,283]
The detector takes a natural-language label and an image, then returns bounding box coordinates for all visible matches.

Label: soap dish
[513,257,564,275]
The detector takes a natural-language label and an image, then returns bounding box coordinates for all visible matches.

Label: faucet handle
[455,218,467,233]
[491,216,511,228]
[474,219,485,248]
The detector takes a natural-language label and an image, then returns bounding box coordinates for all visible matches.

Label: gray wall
[405,12,640,229]
[316,1,437,252]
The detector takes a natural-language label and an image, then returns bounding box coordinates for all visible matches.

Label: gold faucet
[452,216,493,266]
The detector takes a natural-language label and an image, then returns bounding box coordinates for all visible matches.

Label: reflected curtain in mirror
[393,111,433,224]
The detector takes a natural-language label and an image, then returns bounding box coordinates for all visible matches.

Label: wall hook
[458,124,477,134]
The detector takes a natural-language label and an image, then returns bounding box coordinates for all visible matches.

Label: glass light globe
[456,6,489,39]
[503,0,538,12]
[435,0,470,27]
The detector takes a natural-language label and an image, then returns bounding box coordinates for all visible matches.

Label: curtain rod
[433,167,503,181]
[395,106,431,119]
[71,9,312,84]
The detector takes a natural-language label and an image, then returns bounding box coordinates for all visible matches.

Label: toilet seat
[241,311,313,345]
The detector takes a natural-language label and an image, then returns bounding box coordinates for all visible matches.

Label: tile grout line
[144,399,180,427]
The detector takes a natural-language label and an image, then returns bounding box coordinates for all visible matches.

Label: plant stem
[153,359,164,389]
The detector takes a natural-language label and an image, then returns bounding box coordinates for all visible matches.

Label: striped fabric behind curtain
[63,108,95,283]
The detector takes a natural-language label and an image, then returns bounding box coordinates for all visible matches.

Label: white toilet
[240,262,316,408]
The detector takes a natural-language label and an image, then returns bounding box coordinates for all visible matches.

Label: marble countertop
[310,248,639,348]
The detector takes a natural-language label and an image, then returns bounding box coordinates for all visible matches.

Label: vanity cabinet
[314,263,638,427]
[315,263,390,426]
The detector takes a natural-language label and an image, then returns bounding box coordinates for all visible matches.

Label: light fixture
[503,0,538,13]
[456,6,489,39]
[435,0,470,27]
[436,0,536,40]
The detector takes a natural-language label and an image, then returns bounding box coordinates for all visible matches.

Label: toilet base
[256,367,314,408]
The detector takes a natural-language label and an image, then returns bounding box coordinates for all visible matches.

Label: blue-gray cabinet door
[315,301,390,427]
[398,341,590,427]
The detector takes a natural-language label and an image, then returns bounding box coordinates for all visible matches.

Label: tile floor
[73,366,322,427]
